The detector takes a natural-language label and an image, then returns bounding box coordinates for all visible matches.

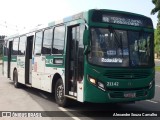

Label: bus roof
[48,9,152,27]
[5,9,152,40]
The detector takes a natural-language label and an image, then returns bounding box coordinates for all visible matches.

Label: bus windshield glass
[88,28,153,67]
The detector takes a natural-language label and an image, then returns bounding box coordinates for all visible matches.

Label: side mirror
[84,45,91,55]
[83,30,91,54]
[83,30,89,45]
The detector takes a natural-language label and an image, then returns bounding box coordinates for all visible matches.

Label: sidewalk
[155,58,160,61]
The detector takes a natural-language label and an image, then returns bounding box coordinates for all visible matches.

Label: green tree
[151,0,160,58]
[151,0,160,19]
[154,29,160,58]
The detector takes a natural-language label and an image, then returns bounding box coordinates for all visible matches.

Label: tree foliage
[151,0,160,19]
[151,0,160,58]
[154,29,160,56]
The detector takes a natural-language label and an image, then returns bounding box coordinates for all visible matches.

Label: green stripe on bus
[11,56,17,62]
[45,55,64,68]
[3,56,8,61]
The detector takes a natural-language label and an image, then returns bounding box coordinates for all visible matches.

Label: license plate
[124,93,136,98]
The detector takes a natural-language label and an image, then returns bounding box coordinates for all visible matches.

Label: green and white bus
[2,9,155,107]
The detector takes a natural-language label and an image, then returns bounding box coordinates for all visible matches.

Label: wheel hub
[56,85,64,101]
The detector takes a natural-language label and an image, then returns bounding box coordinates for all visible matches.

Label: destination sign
[92,10,153,28]
[102,15,143,26]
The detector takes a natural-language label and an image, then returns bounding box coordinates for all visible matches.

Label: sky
[0,0,158,36]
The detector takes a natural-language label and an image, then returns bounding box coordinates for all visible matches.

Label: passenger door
[25,35,33,85]
[32,31,44,89]
[7,41,12,78]
[65,24,84,97]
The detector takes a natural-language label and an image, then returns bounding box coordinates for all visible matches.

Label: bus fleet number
[107,82,119,87]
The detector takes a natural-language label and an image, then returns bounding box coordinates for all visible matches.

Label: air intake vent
[104,70,150,79]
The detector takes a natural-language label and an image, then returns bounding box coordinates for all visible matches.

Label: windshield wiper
[108,26,123,57]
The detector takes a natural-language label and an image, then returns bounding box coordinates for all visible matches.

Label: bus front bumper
[84,80,155,103]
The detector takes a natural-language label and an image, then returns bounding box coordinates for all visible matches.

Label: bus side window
[52,25,65,54]
[34,31,43,55]
[42,28,53,54]
[19,36,26,55]
[12,38,19,55]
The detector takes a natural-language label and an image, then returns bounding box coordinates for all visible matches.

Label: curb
[155,59,160,62]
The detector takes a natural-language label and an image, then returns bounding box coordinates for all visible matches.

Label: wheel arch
[51,73,62,93]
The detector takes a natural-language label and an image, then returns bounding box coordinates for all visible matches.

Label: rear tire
[55,78,69,107]
[13,70,21,88]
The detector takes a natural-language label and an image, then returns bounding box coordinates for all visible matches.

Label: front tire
[13,70,20,88]
[55,78,69,107]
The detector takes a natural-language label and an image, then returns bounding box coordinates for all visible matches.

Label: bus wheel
[55,78,69,107]
[13,70,20,88]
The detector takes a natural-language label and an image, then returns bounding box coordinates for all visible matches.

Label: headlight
[89,77,96,85]
[88,76,105,91]
[98,81,105,91]
[149,80,154,89]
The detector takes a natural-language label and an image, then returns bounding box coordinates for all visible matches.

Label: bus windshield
[88,27,153,67]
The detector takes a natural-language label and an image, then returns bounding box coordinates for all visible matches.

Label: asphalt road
[0,61,160,120]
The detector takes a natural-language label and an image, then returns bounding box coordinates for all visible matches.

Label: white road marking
[156,85,160,88]
[58,107,81,120]
[146,100,158,104]
[39,92,48,99]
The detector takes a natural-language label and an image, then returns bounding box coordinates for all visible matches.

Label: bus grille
[104,71,150,79]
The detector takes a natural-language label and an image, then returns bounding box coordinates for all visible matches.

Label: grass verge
[155,66,160,72]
